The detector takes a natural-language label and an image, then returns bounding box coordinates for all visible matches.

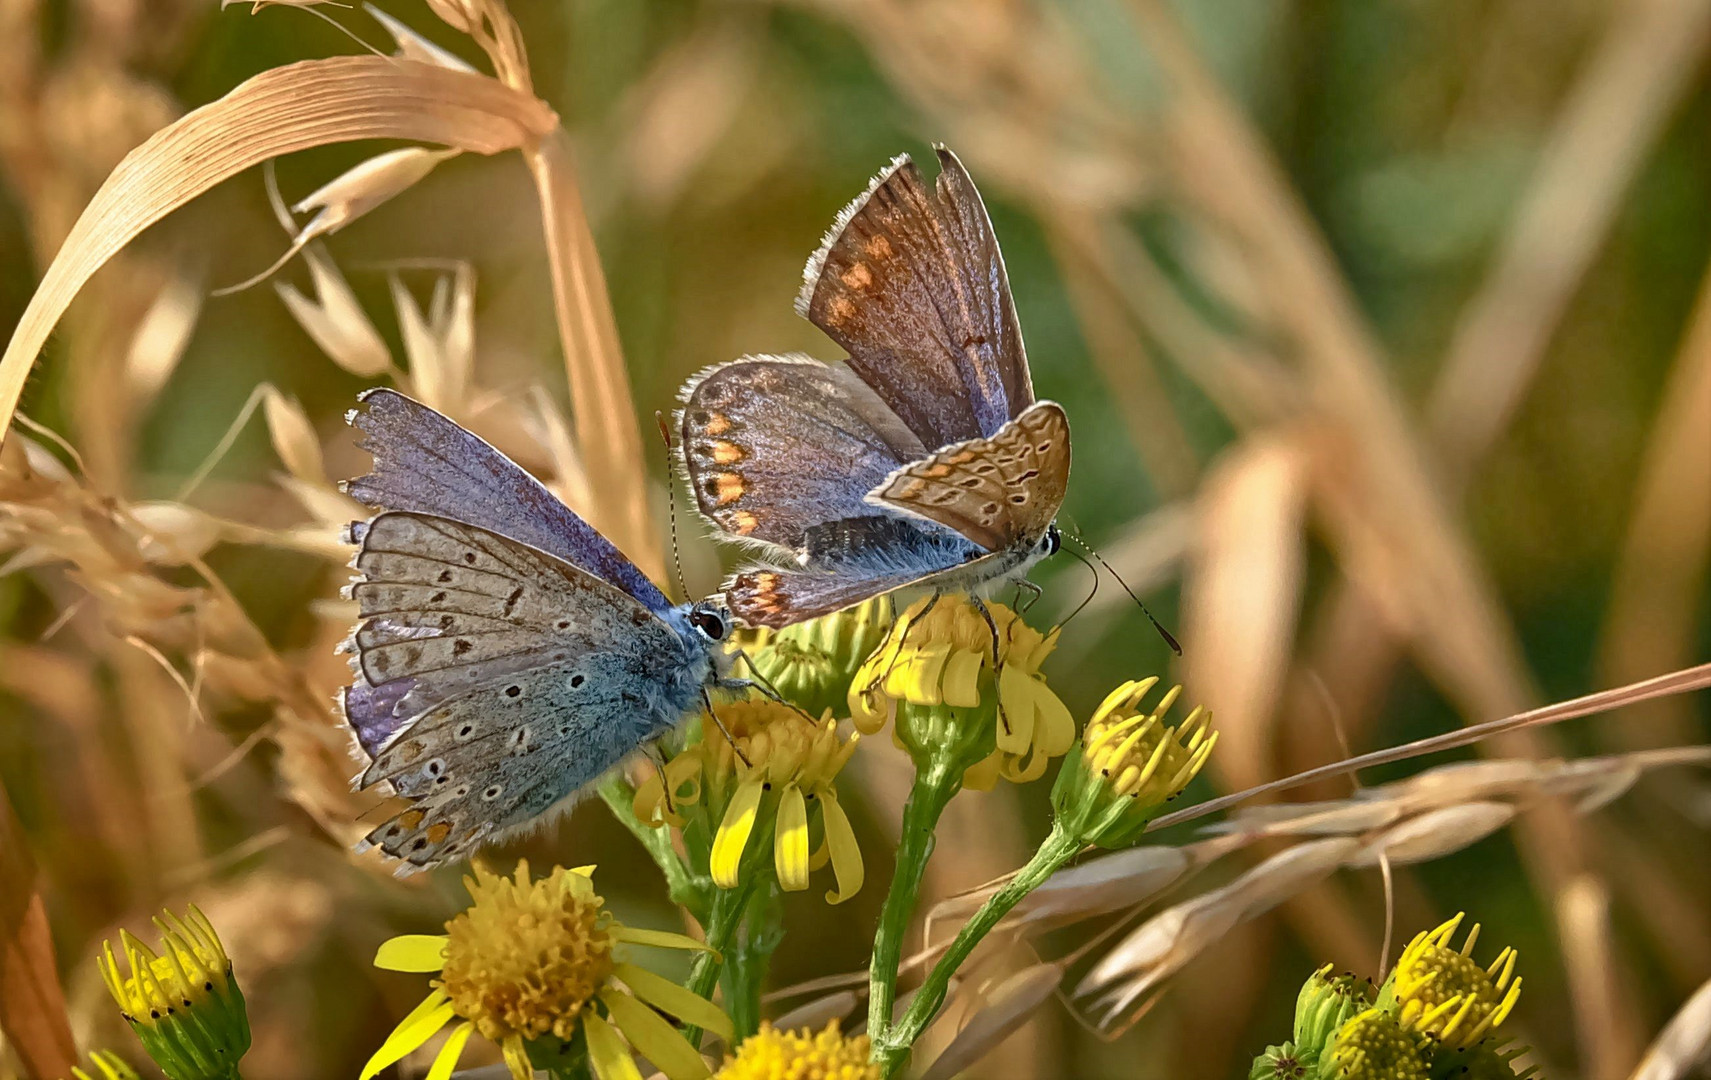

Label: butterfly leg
[1011,579,1043,615]
[701,686,754,768]
[643,742,677,818]
[729,650,820,725]
[967,594,1012,736]
[877,590,941,687]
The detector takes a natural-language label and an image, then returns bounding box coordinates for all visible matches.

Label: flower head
[1321,1009,1429,1080]
[713,1020,879,1080]
[1380,913,1522,1048]
[98,905,249,1080]
[1050,678,1217,848]
[731,597,892,717]
[636,699,864,903]
[1294,963,1375,1054]
[848,595,1072,785]
[1248,1043,1315,1080]
[362,861,730,1080]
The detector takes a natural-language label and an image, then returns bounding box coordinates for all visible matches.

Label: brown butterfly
[678,147,1068,628]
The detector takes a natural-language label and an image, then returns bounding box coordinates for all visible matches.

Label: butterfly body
[679,148,1069,628]
[339,389,732,872]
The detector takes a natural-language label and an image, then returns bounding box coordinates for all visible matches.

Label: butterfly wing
[678,353,928,553]
[866,401,1069,551]
[346,388,672,613]
[342,512,706,870]
[799,146,1033,448]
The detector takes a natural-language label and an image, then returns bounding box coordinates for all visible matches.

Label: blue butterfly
[338,389,734,872]
[677,148,1068,629]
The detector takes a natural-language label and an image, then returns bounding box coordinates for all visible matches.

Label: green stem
[873,823,1081,1076]
[866,761,963,1042]
[682,877,755,1047]
[598,775,707,913]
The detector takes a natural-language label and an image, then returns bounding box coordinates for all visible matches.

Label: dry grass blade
[1149,662,1711,832]
[0,54,557,434]
[919,963,1064,1080]
[525,129,663,580]
[1182,434,1309,793]
[0,776,76,1080]
[1561,876,1646,1080]
[1347,802,1515,867]
[771,990,860,1033]
[1630,975,1711,1080]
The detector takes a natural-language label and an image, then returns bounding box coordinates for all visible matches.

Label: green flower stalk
[845,595,1076,1046]
[731,597,892,718]
[871,676,1214,1074]
[98,905,249,1080]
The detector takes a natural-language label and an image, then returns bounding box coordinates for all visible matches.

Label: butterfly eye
[690,608,728,641]
[1042,525,1062,557]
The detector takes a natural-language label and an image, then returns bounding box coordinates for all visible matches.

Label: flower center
[715,1021,879,1080]
[436,863,615,1043]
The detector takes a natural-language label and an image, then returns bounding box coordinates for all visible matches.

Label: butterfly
[337,388,735,872]
[678,146,1067,629]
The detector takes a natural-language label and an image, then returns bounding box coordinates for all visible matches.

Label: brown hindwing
[866,400,1069,552]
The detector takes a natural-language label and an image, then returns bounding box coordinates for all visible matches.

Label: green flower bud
[732,597,891,718]
[1295,964,1376,1054]
[98,906,249,1080]
[1251,1043,1318,1079]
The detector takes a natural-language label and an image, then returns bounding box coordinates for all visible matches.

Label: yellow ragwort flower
[636,699,864,903]
[714,1020,879,1080]
[848,595,1072,786]
[1384,913,1522,1048]
[1322,1009,1429,1080]
[362,861,731,1080]
[1050,678,1216,848]
[98,905,249,1080]
[730,597,892,718]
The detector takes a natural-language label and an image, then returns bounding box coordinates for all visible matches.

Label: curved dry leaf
[919,964,1064,1080]
[1350,802,1515,867]
[0,54,557,435]
[1630,975,1711,1080]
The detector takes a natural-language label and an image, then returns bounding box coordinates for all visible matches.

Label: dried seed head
[275,247,392,378]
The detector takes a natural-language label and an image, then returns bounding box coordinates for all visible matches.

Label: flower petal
[373,934,448,972]
[612,925,715,953]
[941,649,984,708]
[820,792,865,905]
[962,750,1003,791]
[1032,684,1076,756]
[774,785,811,891]
[996,663,1038,754]
[585,1011,645,1080]
[710,776,765,889]
[601,989,711,1080]
[502,1033,532,1080]
[425,1020,473,1080]
[613,961,733,1041]
[359,990,452,1080]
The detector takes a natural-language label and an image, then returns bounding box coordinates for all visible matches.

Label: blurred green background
[1,1,1709,1077]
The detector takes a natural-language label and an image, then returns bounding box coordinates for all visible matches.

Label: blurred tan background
[1,0,1709,1077]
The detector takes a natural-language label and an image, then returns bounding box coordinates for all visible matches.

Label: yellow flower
[636,700,864,904]
[731,597,892,717]
[848,595,1072,786]
[67,1051,141,1080]
[362,861,731,1080]
[1050,678,1217,848]
[98,905,249,1080]
[714,1020,879,1080]
[1383,913,1522,1047]
[1322,1009,1429,1080]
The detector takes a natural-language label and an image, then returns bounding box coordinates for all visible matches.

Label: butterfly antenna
[1057,544,1102,628]
[655,412,692,603]
[1065,529,1182,655]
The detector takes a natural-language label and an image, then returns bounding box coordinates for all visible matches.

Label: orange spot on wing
[841,262,873,289]
[426,822,452,845]
[399,809,425,831]
[712,441,745,465]
[731,510,759,535]
[865,235,893,258]
[715,474,745,506]
[704,412,731,436]
[945,451,976,465]
[828,297,856,324]
[923,464,952,478]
